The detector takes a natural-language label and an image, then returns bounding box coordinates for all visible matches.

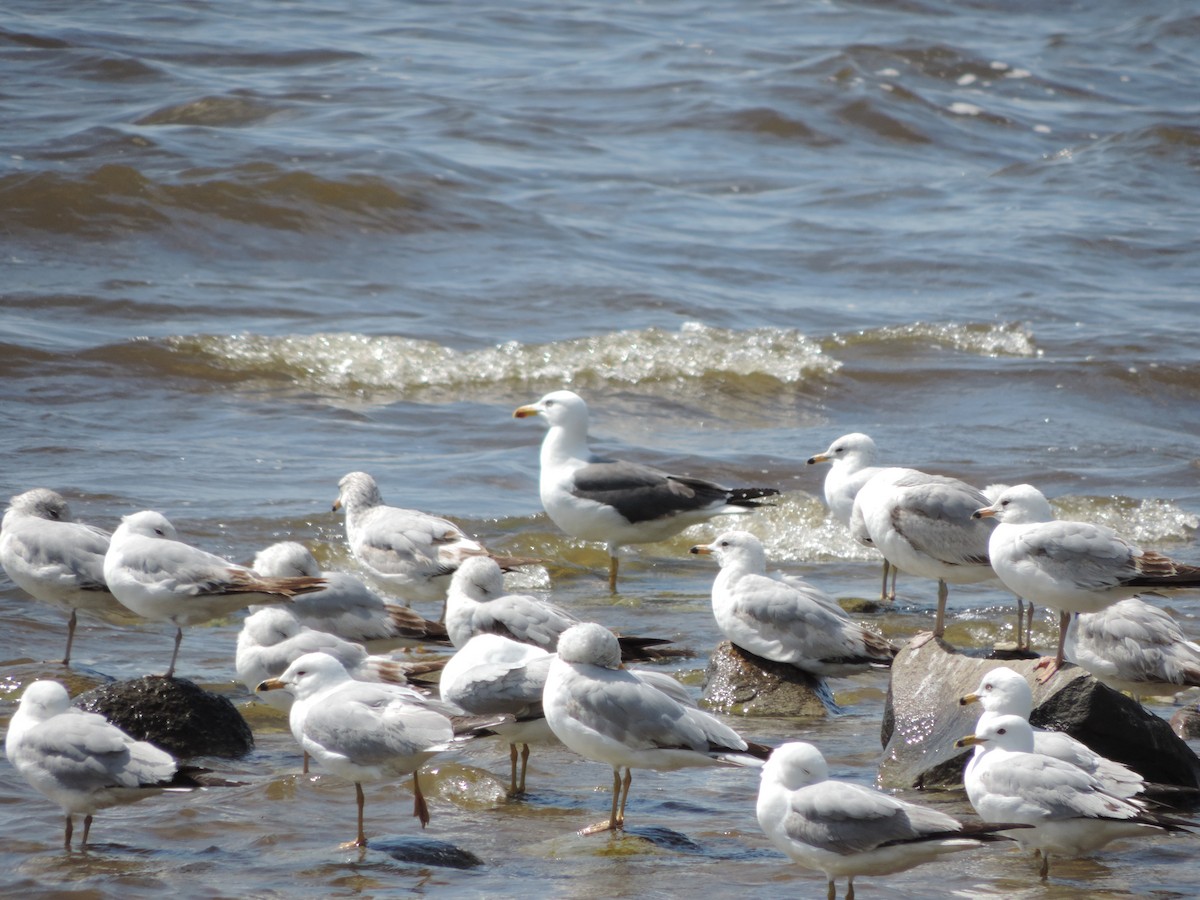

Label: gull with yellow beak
[973,484,1200,681]
[513,390,778,591]
[258,651,504,848]
[956,714,1192,878]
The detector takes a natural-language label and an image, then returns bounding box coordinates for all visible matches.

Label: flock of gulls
[4,388,1200,897]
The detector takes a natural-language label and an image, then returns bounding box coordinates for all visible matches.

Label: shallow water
[3,0,1200,896]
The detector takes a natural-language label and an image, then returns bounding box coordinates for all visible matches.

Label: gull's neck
[715,551,763,590]
[540,420,592,470]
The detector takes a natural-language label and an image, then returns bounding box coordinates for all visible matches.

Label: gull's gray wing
[784,781,962,854]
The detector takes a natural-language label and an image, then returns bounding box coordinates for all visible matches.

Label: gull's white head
[449,556,506,602]
[556,622,621,670]
[761,741,829,790]
[15,680,72,723]
[334,471,382,514]
[807,433,878,469]
[973,484,1054,525]
[513,390,589,432]
[116,510,178,541]
[6,488,75,523]
[960,666,1033,718]
[689,530,767,572]
[241,607,304,647]
[957,713,1037,754]
[254,541,319,578]
[259,651,352,699]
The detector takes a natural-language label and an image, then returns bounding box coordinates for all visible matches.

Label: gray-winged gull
[974,484,1200,681]
[513,390,778,591]
[102,510,325,677]
[543,622,768,834]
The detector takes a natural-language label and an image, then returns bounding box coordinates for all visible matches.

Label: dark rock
[374,836,483,869]
[701,641,838,717]
[878,636,1200,791]
[1032,677,1200,788]
[75,676,254,759]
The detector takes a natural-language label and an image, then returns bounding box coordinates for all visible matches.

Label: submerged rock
[879,637,1200,791]
[1172,704,1200,741]
[701,641,838,717]
[374,836,484,869]
[76,676,254,759]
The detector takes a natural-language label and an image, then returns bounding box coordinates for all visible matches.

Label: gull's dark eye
[997,728,1007,735]
[984,683,992,692]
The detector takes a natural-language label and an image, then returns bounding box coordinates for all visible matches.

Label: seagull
[445,556,675,661]
[252,541,448,647]
[5,680,204,849]
[0,488,130,665]
[1064,597,1200,698]
[103,510,326,678]
[959,666,1143,798]
[956,714,1193,879]
[257,651,502,848]
[235,607,444,713]
[513,390,778,591]
[756,741,1017,900]
[543,622,769,835]
[807,433,899,602]
[439,633,556,796]
[689,531,896,677]
[981,483,1034,650]
[974,484,1200,681]
[855,468,995,641]
[334,471,527,611]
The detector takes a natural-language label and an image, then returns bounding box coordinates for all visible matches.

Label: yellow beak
[513,403,539,419]
[959,692,980,706]
[955,734,985,749]
[256,678,287,692]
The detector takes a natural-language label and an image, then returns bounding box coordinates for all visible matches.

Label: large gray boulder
[701,641,838,717]
[879,637,1200,791]
[76,676,254,759]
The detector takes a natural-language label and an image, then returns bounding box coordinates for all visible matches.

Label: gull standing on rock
[253,541,448,647]
[974,484,1200,681]
[690,531,896,677]
[957,714,1193,879]
[0,488,130,665]
[445,556,674,661]
[257,651,502,848]
[5,680,204,849]
[855,469,995,642]
[807,433,900,603]
[757,741,1017,900]
[959,666,1144,798]
[103,510,325,678]
[1064,597,1200,698]
[543,622,769,835]
[513,390,778,591]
